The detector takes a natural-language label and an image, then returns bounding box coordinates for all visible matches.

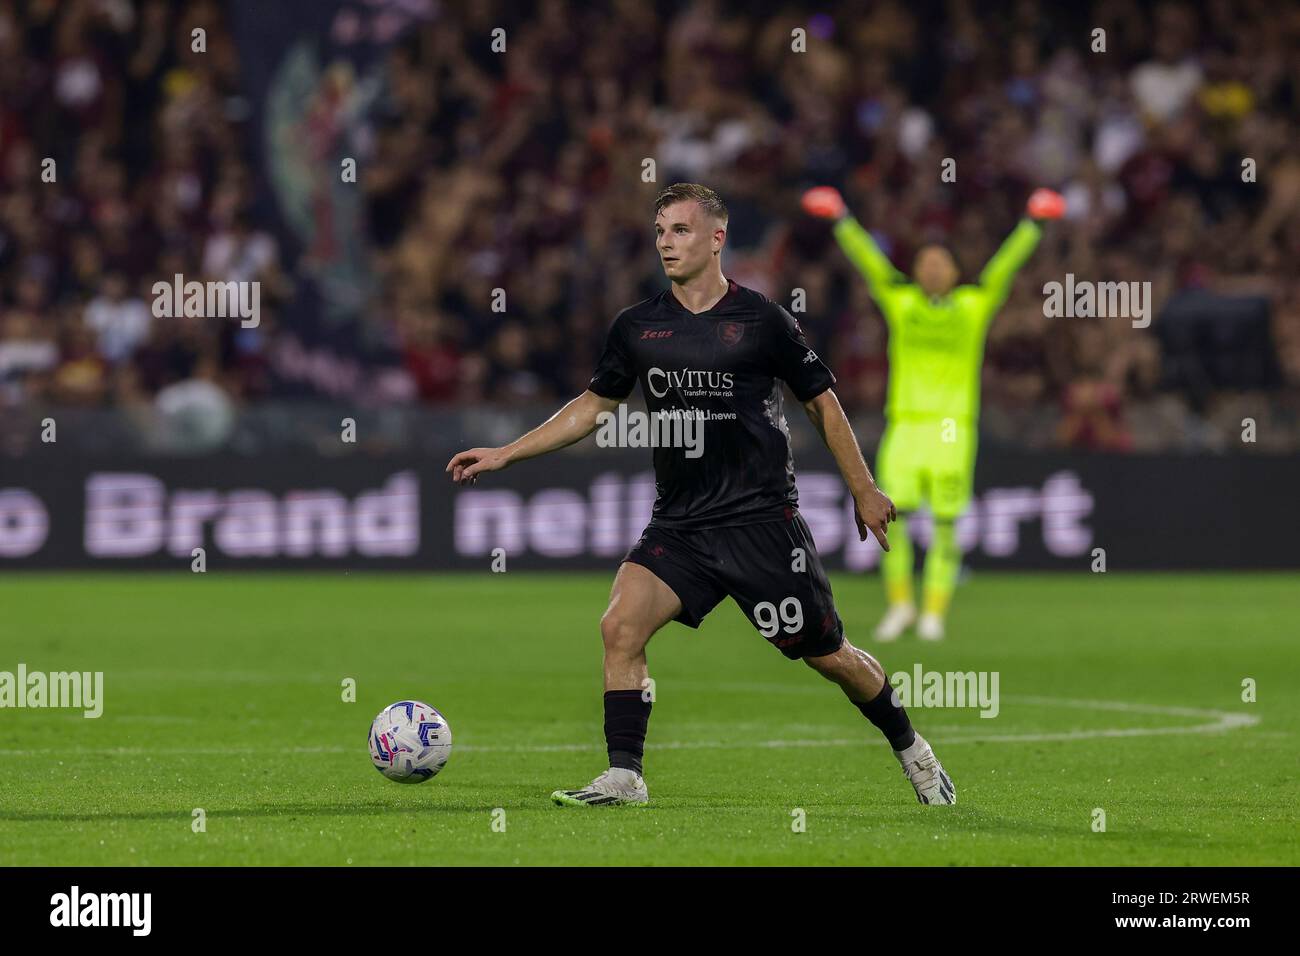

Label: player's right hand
[801,186,847,220]
[446,447,509,485]
[1026,188,1066,221]
[853,485,897,551]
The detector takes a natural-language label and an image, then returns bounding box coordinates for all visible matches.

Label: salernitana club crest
[718,321,744,346]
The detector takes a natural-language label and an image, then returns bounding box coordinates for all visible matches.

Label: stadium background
[1,0,1298,874]
[0,0,1298,570]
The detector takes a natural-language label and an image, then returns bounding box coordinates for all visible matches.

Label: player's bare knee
[600,609,647,657]
[803,645,851,681]
[805,640,879,686]
[844,641,885,681]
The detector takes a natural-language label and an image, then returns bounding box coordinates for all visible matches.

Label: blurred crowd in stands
[1,0,1298,452]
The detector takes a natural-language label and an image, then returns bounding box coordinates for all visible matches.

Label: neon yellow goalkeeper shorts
[875,417,977,520]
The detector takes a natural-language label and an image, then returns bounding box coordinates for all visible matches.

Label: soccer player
[447,183,956,807]
[803,185,1064,641]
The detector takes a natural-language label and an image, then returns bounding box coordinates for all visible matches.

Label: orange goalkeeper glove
[1026,188,1066,221]
[801,186,848,220]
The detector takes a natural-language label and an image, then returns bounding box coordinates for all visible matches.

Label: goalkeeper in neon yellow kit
[802,186,1064,640]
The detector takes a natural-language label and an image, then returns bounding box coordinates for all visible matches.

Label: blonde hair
[654,183,729,224]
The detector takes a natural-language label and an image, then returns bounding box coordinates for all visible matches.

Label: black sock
[604,689,651,775]
[856,681,916,751]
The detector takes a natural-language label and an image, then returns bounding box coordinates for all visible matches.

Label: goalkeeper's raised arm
[974,188,1064,316]
[976,225,1039,315]
[802,186,906,308]
[803,185,1064,317]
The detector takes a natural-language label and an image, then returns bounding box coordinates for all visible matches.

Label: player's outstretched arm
[802,187,907,305]
[446,389,618,485]
[976,189,1062,313]
[801,388,896,551]
[976,218,1042,307]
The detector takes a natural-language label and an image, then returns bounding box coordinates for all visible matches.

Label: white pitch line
[0,698,1258,756]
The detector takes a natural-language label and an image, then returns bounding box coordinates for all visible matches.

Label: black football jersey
[588,279,836,529]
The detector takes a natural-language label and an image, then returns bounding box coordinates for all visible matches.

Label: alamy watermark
[50,886,150,936]
[152,274,260,328]
[889,665,999,718]
[0,664,103,718]
[594,404,734,459]
[1043,274,1152,328]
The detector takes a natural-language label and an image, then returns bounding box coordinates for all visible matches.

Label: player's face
[655,201,724,282]
[913,245,959,297]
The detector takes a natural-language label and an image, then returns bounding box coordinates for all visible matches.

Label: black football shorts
[623,510,844,660]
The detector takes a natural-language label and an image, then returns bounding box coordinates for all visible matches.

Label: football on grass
[368,700,453,783]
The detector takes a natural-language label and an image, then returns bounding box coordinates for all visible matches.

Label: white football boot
[917,612,945,641]
[551,768,649,807]
[894,734,956,805]
[874,603,917,642]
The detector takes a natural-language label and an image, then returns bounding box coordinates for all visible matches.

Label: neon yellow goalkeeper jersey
[833,217,1041,423]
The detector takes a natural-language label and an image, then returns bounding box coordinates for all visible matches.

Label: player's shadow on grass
[0,790,557,823]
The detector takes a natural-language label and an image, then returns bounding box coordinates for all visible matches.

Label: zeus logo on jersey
[646,367,735,399]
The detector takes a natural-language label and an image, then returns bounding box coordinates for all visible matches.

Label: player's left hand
[853,485,896,551]
[1026,187,1066,221]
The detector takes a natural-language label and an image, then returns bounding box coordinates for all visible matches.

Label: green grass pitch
[0,571,1296,866]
